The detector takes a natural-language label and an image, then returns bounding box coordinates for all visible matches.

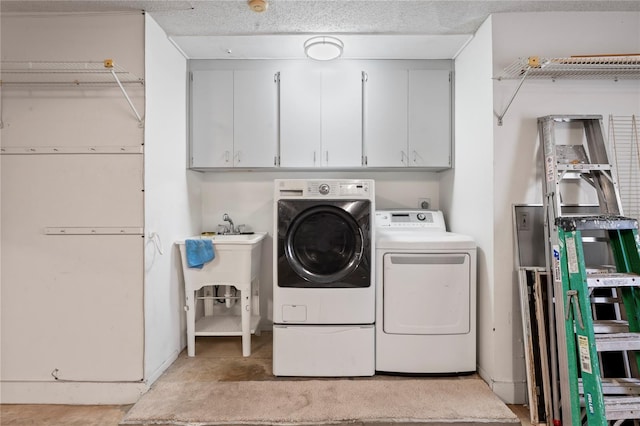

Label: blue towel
[185,239,215,269]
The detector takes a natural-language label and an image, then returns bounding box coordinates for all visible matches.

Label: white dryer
[375,209,477,374]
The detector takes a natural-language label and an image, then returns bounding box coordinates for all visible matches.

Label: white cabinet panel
[321,70,363,167]
[280,70,322,167]
[364,69,408,167]
[234,70,279,167]
[191,70,278,168]
[280,69,362,168]
[364,68,452,169]
[408,70,451,168]
[1,155,143,382]
[190,70,234,168]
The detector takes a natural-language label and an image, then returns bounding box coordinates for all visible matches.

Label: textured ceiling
[3,1,639,59]
[3,0,639,36]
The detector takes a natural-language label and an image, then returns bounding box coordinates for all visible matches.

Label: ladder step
[596,333,640,351]
[588,272,640,288]
[556,163,612,172]
[591,296,621,304]
[556,215,639,231]
[604,395,640,421]
[580,378,640,395]
[593,320,629,333]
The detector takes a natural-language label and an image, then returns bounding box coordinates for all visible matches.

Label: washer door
[285,205,363,284]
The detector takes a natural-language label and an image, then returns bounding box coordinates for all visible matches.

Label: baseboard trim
[1,381,149,404]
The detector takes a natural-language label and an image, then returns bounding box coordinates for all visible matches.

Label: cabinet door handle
[325,151,329,164]
[274,156,277,166]
[313,151,316,165]
[225,151,230,163]
[237,151,241,163]
[401,150,406,165]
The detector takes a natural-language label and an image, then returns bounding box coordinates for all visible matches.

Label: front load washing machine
[375,209,477,374]
[273,179,375,376]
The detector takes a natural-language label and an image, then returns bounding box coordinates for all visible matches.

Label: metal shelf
[496,55,640,81]
[0,60,144,86]
[494,55,640,125]
[0,59,144,126]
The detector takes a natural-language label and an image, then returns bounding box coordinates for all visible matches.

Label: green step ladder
[556,215,640,425]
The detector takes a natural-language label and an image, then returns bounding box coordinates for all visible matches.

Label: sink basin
[176,231,267,285]
[177,232,266,245]
[207,233,266,244]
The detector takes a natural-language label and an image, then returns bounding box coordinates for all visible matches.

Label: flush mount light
[304,36,344,61]
[248,0,267,13]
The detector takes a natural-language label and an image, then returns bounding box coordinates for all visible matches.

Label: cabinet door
[408,70,451,168]
[234,70,279,168]
[321,70,363,167]
[190,70,234,168]
[280,70,321,167]
[364,69,408,167]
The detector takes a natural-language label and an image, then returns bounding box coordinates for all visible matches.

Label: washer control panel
[306,181,371,197]
[375,210,446,231]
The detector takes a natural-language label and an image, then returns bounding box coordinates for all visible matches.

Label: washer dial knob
[318,183,330,195]
[417,213,426,221]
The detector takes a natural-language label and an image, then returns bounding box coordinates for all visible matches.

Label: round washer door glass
[285,205,363,284]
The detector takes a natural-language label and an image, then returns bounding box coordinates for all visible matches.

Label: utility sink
[177,231,266,284]
[176,231,267,357]
[206,233,266,244]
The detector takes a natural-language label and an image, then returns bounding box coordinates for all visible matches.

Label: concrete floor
[1,332,532,425]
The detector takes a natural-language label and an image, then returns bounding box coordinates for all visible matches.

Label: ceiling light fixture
[304,36,344,61]
[248,0,268,13]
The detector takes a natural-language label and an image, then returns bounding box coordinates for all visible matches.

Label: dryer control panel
[375,210,446,231]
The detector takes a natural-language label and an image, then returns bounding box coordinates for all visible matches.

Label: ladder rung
[588,272,640,288]
[556,215,639,231]
[604,395,640,420]
[591,296,621,304]
[580,378,640,395]
[593,320,629,333]
[596,333,640,351]
[557,163,612,171]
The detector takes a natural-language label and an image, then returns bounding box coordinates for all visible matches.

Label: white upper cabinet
[189,61,452,170]
[191,70,234,168]
[364,68,452,169]
[190,70,278,168]
[408,70,451,168]
[363,69,408,167]
[279,70,321,167]
[280,69,362,168]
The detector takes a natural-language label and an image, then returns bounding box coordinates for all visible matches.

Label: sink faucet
[222,213,237,234]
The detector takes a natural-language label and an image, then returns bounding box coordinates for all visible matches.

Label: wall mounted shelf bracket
[0,59,145,128]
[494,55,640,126]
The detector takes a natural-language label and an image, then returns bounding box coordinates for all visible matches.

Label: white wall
[451,11,640,404]
[1,12,147,404]
[143,14,201,384]
[200,170,439,325]
[444,15,497,396]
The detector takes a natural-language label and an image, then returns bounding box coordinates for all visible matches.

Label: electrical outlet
[517,211,530,231]
[418,198,431,209]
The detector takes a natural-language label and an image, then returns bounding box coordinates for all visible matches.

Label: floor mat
[121,378,520,425]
